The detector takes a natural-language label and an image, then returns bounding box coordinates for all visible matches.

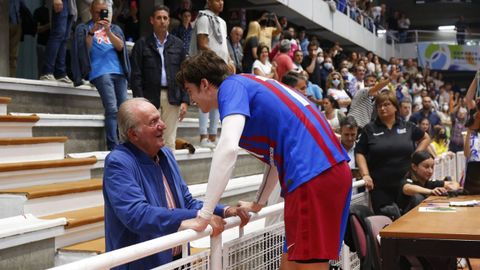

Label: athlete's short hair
[176,50,230,88]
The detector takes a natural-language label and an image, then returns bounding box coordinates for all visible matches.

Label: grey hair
[279,40,291,53]
[117,98,149,143]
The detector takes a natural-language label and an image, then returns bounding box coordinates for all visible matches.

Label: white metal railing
[48,150,466,270]
[49,203,284,270]
[402,30,480,45]
[48,181,367,270]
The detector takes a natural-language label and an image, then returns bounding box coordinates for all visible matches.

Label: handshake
[179,201,263,236]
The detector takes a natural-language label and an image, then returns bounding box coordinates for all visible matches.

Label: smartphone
[100,9,109,20]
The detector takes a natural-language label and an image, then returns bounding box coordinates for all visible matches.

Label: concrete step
[0,97,11,115]
[59,237,104,254]
[0,114,39,138]
[42,206,105,249]
[70,148,264,186]
[0,77,201,118]
[0,137,67,164]
[0,157,96,189]
[0,179,103,217]
[42,205,104,230]
[10,113,212,153]
[0,214,66,269]
[0,77,105,115]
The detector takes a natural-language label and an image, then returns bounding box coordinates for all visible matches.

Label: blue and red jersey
[217,74,349,193]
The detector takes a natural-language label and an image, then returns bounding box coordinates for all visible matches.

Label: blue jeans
[91,74,128,150]
[42,0,72,77]
[199,108,219,135]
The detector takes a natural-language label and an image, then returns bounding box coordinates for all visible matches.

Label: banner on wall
[417,43,480,71]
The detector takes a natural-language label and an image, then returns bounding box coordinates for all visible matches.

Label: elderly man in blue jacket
[103,98,250,270]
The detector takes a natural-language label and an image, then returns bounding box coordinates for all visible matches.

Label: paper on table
[449,200,478,207]
[419,206,457,212]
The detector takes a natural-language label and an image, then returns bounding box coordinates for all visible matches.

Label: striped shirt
[348,88,376,128]
[217,74,349,193]
[155,155,182,256]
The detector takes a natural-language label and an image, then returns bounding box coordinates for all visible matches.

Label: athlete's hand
[225,206,251,228]
[237,201,263,213]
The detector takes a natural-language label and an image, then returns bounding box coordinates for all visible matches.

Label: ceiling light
[438,25,455,31]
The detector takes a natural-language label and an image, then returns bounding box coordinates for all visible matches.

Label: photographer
[71,0,130,150]
[257,11,282,50]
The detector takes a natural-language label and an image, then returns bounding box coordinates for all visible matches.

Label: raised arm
[464,74,478,110]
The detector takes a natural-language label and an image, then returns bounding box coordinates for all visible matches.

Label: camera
[100,9,109,20]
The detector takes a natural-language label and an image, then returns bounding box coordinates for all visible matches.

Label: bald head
[230,26,243,44]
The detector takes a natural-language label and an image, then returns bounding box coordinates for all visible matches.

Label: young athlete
[177,50,352,270]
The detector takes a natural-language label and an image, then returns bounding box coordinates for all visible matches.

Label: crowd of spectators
[8,0,476,193]
[6,0,480,268]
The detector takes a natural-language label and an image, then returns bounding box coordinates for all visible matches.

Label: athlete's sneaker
[57,76,73,84]
[39,74,56,81]
[200,138,216,149]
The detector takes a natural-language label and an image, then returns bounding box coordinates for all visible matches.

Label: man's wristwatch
[88,31,94,36]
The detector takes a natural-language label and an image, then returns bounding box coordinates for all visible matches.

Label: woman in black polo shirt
[355,90,430,217]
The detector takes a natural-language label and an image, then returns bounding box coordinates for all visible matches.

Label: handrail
[48,203,284,270]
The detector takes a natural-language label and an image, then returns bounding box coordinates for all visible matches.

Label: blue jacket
[71,22,131,87]
[103,143,225,270]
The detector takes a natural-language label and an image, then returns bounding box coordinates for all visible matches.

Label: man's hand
[53,0,63,13]
[224,206,251,228]
[179,103,188,121]
[179,216,225,237]
[237,201,264,213]
[209,215,226,237]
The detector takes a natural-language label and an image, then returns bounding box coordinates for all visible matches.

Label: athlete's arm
[197,114,246,220]
[256,164,280,206]
[237,164,280,213]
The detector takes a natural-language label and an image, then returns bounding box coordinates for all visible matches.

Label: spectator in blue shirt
[72,0,130,150]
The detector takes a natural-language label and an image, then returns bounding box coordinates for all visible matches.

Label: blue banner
[417,43,480,71]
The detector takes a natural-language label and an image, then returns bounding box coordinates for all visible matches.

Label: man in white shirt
[189,0,234,148]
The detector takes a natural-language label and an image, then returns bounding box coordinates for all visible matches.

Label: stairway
[0,77,264,267]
